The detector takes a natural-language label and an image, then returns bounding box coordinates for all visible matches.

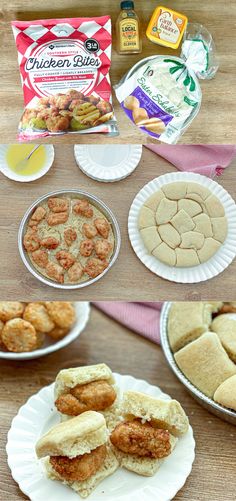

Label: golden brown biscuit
[211,314,236,362]
[2,318,38,352]
[124,95,139,110]
[132,107,148,125]
[168,302,213,352]
[47,326,69,340]
[174,332,236,398]
[0,302,25,322]
[23,303,55,333]
[45,302,76,329]
[214,375,236,410]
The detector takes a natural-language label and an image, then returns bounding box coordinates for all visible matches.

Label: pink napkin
[144,144,236,177]
[93,302,162,344]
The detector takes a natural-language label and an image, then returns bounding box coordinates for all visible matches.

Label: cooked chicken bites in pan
[23,196,114,285]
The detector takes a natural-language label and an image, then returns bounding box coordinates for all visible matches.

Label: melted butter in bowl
[0,144,54,182]
[6,144,46,176]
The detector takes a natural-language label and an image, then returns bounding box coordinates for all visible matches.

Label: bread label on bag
[12,17,118,140]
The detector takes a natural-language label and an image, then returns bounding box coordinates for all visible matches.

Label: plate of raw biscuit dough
[7,364,195,501]
[128,172,236,283]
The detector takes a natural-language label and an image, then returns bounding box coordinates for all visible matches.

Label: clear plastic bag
[181,23,219,80]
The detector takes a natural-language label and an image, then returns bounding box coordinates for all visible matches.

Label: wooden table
[1,305,236,501]
[1,145,236,301]
[0,0,235,144]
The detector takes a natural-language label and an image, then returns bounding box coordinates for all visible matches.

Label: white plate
[128,171,236,283]
[74,144,142,182]
[0,144,54,182]
[6,373,195,501]
[0,302,90,360]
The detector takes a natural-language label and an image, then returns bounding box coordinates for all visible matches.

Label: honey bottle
[116,1,142,54]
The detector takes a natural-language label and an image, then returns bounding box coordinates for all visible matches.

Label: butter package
[146,6,188,50]
[12,16,118,141]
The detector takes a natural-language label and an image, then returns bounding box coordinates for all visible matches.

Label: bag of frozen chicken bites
[12,16,117,140]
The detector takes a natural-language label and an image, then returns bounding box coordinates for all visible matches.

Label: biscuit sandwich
[36,411,119,498]
[54,363,119,429]
[110,391,189,477]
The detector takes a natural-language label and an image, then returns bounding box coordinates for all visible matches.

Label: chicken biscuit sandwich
[36,411,119,498]
[110,391,189,476]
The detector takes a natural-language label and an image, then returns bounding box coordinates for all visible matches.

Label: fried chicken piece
[64,227,77,247]
[23,232,40,252]
[73,199,93,218]
[52,94,71,110]
[218,303,236,314]
[55,380,116,416]
[46,115,70,132]
[48,198,69,213]
[96,100,112,115]
[110,420,171,459]
[47,212,69,226]
[82,223,97,239]
[47,326,69,340]
[23,303,55,333]
[31,249,48,268]
[21,108,37,125]
[84,258,108,278]
[67,89,84,100]
[50,444,106,482]
[28,206,46,227]
[69,98,84,111]
[80,239,94,257]
[94,218,110,239]
[95,239,112,260]
[67,262,83,282]
[46,262,64,284]
[45,302,75,328]
[2,318,38,353]
[0,302,25,322]
[85,94,100,106]
[56,250,76,270]
[40,236,60,250]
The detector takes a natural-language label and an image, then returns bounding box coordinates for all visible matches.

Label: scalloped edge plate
[0,144,54,182]
[74,145,143,182]
[7,373,195,501]
[0,302,90,360]
[128,171,236,283]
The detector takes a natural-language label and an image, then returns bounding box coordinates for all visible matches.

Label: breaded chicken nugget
[84,258,108,278]
[48,198,69,213]
[79,240,94,257]
[56,250,76,270]
[23,232,40,252]
[95,239,112,260]
[73,199,93,218]
[46,262,65,284]
[94,218,110,239]
[0,302,25,322]
[55,380,116,416]
[47,212,69,226]
[23,303,55,333]
[82,223,97,239]
[47,326,69,340]
[68,262,83,282]
[40,237,60,250]
[110,420,171,459]
[31,249,48,268]
[64,227,77,247]
[45,302,75,329]
[50,444,107,482]
[2,318,38,352]
[28,206,46,227]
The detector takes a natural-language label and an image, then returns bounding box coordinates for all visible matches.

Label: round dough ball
[132,107,148,125]
[124,95,140,110]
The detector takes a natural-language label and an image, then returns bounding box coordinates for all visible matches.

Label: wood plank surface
[0,145,236,301]
[0,305,236,501]
[0,0,235,144]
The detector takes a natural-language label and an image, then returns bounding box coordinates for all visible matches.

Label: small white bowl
[74,144,142,182]
[0,144,54,182]
[0,302,90,360]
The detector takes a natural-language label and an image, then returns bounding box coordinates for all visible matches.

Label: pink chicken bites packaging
[11,16,118,140]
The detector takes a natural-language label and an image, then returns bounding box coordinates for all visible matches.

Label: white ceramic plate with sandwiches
[7,373,195,501]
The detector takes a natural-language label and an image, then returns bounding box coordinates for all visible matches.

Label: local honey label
[146,6,188,49]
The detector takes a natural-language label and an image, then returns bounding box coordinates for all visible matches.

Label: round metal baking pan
[160,302,236,425]
[18,189,121,289]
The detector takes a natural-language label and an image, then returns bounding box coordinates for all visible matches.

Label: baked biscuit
[174,332,236,398]
[140,227,162,252]
[214,375,236,411]
[211,314,236,362]
[156,198,178,225]
[152,242,176,266]
[168,302,213,352]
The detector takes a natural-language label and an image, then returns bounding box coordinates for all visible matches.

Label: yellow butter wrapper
[146,6,188,49]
